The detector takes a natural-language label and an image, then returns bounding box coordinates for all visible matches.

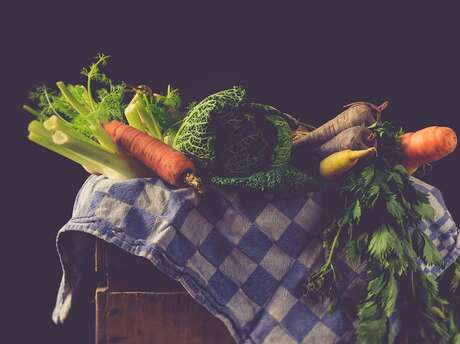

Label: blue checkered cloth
[52,175,460,343]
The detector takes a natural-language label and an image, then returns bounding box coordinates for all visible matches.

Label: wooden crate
[95,239,234,344]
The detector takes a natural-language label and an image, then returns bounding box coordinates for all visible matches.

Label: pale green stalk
[56,81,119,153]
[124,94,147,131]
[53,130,122,169]
[28,121,103,174]
[52,130,149,179]
[87,72,96,111]
[22,105,43,118]
[44,115,100,147]
[56,81,89,115]
[28,121,149,179]
[136,94,163,140]
[87,119,120,154]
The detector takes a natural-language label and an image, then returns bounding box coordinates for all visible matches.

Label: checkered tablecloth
[52,175,460,343]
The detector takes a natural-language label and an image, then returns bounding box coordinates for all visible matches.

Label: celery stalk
[25,56,156,180]
[43,116,117,156]
[28,121,104,175]
[135,94,163,140]
[51,129,143,177]
[23,105,43,118]
[28,120,54,138]
[56,81,90,115]
[28,132,104,175]
[28,121,150,180]
[45,114,119,155]
[124,94,147,131]
[87,119,120,154]
[124,92,162,139]
[44,115,101,147]
[56,82,119,153]
[138,106,163,140]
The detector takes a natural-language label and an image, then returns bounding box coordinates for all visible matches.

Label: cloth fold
[53,175,460,343]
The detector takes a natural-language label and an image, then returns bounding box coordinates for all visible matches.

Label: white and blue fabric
[52,175,460,343]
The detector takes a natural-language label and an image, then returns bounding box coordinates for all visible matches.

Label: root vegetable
[313,126,377,159]
[294,101,388,147]
[400,126,457,174]
[319,147,377,180]
[105,120,205,193]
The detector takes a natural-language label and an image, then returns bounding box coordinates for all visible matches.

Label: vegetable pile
[292,102,458,343]
[23,55,460,343]
[173,89,320,195]
[24,54,204,192]
[304,122,459,343]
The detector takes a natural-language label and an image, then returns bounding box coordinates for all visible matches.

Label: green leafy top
[25,54,183,153]
[304,121,454,344]
[26,54,124,139]
[139,86,182,135]
[81,53,111,87]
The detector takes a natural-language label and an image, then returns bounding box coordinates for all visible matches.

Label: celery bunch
[24,54,182,180]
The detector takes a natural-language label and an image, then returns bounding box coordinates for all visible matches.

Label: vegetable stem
[52,129,149,179]
[28,121,104,174]
[22,104,43,118]
[53,130,116,167]
[87,75,96,111]
[56,81,89,115]
[326,225,344,267]
[124,94,147,131]
[29,121,149,180]
[44,115,99,147]
[88,119,120,154]
[29,132,102,174]
[136,94,163,140]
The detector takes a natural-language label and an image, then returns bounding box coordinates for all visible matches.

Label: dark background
[2,2,459,343]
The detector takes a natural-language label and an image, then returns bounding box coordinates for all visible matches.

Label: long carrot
[294,101,388,147]
[105,120,205,193]
[400,126,457,174]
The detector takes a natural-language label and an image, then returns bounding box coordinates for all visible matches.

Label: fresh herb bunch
[27,53,125,145]
[304,121,458,343]
[23,54,182,180]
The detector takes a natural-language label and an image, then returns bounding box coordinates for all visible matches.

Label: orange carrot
[400,126,457,174]
[105,120,204,192]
